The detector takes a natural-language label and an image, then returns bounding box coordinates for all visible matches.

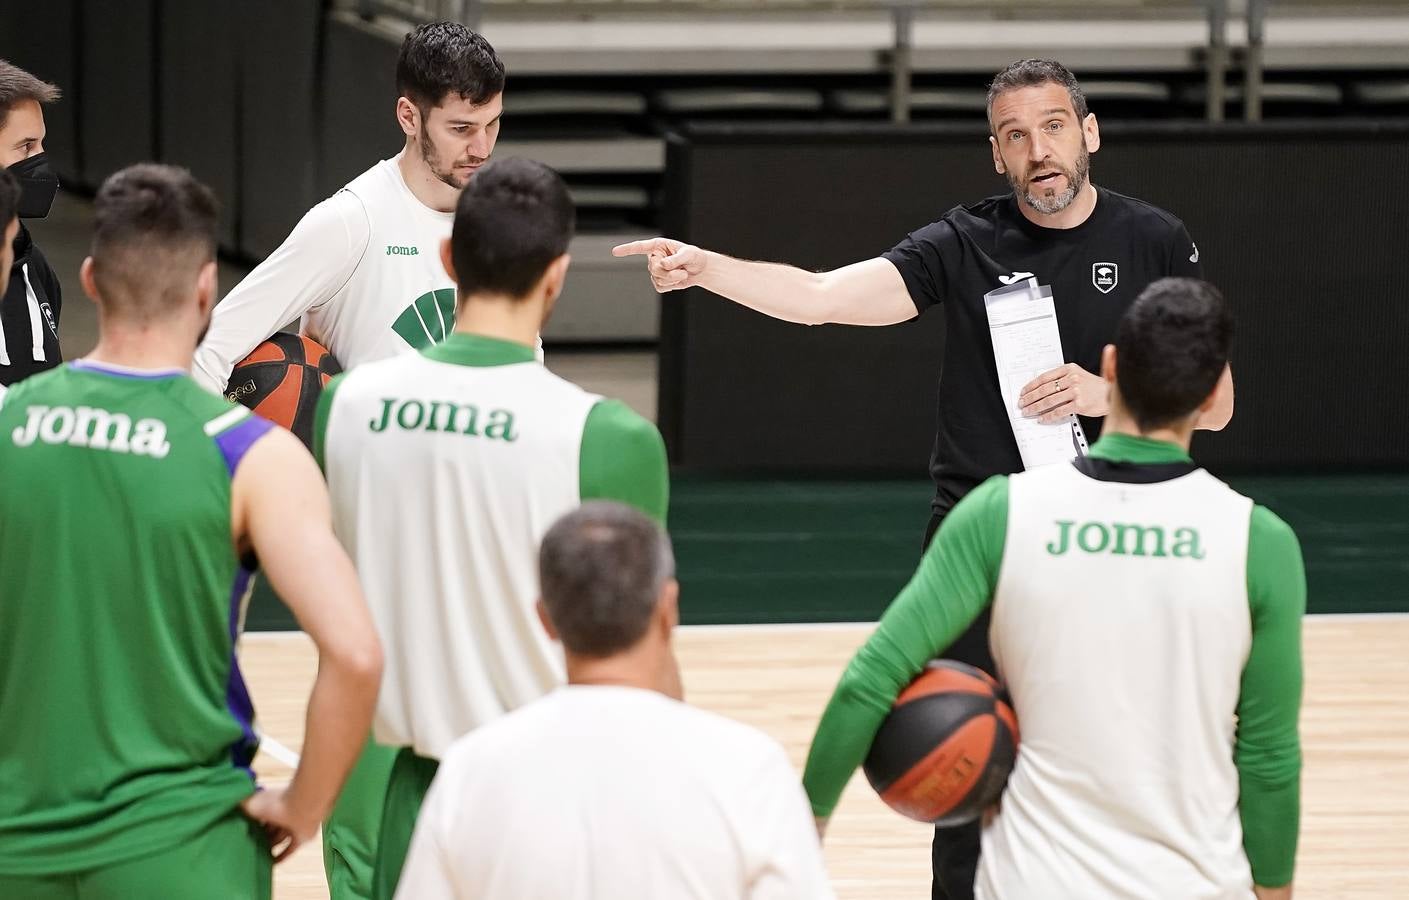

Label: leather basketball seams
[227,333,342,450]
[864,690,996,793]
[875,713,996,823]
[863,658,1020,825]
[895,662,1000,705]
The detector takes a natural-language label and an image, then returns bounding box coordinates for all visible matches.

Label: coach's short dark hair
[91,163,219,318]
[0,60,61,130]
[1115,277,1232,431]
[539,502,675,658]
[451,157,575,300]
[0,168,19,229]
[987,58,1088,127]
[396,22,504,115]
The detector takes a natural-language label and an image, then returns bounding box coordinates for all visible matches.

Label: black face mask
[9,152,60,219]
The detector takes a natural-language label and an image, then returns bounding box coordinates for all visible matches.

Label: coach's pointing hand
[613,238,709,293]
[1019,363,1109,424]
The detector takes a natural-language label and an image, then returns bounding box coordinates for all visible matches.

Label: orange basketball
[862,660,1019,826]
[225,333,341,449]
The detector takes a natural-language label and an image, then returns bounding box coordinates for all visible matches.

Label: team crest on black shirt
[1092,263,1118,294]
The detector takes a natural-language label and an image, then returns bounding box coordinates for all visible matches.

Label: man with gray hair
[395,501,834,900]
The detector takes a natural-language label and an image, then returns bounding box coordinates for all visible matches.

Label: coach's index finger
[612,237,676,258]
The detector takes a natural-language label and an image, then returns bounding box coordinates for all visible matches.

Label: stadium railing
[348,0,1238,123]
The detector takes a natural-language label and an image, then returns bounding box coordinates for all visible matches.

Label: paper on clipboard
[983,277,1089,470]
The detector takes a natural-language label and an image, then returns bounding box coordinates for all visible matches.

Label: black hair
[1115,277,1233,431]
[91,163,219,316]
[396,22,504,115]
[539,502,675,658]
[450,157,575,300]
[987,58,1088,127]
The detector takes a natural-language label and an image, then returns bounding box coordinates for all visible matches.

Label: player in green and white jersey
[0,164,383,899]
[805,278,1302,900]
[315,157,669,900]
[191,26,516,897]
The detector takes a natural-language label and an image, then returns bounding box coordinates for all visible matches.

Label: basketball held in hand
[863,660,1019,826]
[225,333,341,449]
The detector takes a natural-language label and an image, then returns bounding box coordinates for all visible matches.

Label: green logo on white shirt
[1045,520,1205,559]
[393,289,457,350]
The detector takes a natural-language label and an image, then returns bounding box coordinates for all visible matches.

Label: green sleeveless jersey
[0,360,275,875]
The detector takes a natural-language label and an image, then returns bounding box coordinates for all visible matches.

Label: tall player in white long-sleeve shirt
[316,158,669,900]
[190,24,508,900]
[192,22,504,393]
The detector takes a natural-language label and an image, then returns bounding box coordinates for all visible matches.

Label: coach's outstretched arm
[613,238,918,327]
[231,428,384,861]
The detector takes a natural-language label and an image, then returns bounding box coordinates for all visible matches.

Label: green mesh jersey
[0,360,275,875]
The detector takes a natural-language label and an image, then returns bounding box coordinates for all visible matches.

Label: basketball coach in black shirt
[617,58,1234,900]
[0,61,64,387]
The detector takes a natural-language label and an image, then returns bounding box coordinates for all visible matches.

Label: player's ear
[79,256,101,303]
[195,260,218,317]
[1083,113,1101,154]
[1100,343,1117,384]
[542,253,571,303]
[1199,363,1232,414]
[989,135,1006,175]
[535,599,560,642]
[440,237,457,284]
[395,97,420,138]
[657,578,680,636]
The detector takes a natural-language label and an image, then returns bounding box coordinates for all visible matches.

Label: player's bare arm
[231,428,383,862]
[612,238,916,327]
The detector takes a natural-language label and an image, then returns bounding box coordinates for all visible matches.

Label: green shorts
[0,808,270,900]
[323,736,399,900]
[372,747,440,900]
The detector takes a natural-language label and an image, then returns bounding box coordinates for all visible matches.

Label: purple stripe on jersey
[226,565,260,773]
[69,359,185,379]
[215,415,275,477]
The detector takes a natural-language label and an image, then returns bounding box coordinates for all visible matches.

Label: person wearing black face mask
[0,60,64,387]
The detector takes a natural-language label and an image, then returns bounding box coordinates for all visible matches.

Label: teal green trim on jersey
[802,476,1008,818]
[1237,506,1305,887]
[421,331,537,368]
[579,399,670,524]
[1088,432,1192,464]
[314,372,347,472]
[0,365,261,874]
[392,289,458,350]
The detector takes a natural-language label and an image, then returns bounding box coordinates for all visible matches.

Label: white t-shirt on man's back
[396,685,835,900]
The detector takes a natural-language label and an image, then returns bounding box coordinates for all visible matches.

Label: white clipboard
[983,277,1089,470]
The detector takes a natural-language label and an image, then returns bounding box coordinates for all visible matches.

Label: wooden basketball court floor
[244,614,1409,899]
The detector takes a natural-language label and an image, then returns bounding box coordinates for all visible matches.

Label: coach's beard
[1012,147,1090,216]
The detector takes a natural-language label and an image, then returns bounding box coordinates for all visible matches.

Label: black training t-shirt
[883,186,1201,518]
